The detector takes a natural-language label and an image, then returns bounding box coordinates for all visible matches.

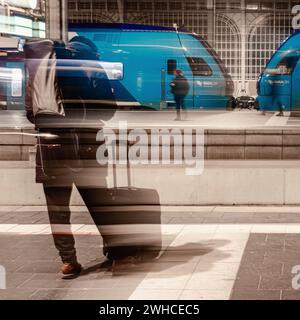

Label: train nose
[257,74,272,96]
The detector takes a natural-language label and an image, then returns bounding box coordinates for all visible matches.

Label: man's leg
[181,96,188,120]
[174,96,181,120]
[43,185,78,265]
[180,96,186,110]
[277,104,284,117]
[76,188,109,256]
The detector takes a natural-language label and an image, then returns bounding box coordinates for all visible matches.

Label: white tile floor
[3,223,300,236]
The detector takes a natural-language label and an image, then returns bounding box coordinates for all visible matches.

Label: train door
[163,58,178,109]
[163,58,197,109]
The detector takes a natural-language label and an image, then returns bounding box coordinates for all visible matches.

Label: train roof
[277,29,300,50]
[268,29,300,58]
[69,23,186,33]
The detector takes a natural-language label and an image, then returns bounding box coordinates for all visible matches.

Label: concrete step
[0,160,299,206]
[3,128,300,160]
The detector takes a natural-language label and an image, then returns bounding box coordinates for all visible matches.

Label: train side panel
[71,25,232,110]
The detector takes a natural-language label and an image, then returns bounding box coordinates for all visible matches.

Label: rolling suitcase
[96,141,162,261]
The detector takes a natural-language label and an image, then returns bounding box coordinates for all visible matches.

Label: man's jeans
[43,185,106,263]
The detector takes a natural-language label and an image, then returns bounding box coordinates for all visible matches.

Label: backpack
[24,39,65,119]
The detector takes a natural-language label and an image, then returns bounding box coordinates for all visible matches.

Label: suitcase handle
[111,139,132,190]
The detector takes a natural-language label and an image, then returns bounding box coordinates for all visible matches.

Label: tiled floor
[231,234,300,300]
[1,206,300,300]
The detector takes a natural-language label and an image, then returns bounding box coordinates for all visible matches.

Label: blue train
[69,23,235,110]
[257,30,300,112]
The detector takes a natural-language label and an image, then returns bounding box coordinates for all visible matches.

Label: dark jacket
[171,75,190,97]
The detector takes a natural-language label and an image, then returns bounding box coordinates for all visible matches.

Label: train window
[265,56,299,75]
[167,59,177,75]
[276,56,299,74]
[186,57,213,76]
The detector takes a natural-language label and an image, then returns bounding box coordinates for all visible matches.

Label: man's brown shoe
[61,262,82,276]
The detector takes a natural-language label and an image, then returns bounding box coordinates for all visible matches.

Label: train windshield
[186,57,213,76]
[264,54,300,75]
[193,35,230,77]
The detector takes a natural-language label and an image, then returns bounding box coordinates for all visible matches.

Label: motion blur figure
[25,37,117,276]
[25,37,161,277]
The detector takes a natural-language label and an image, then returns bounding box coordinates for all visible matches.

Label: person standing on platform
[170,69,190,121]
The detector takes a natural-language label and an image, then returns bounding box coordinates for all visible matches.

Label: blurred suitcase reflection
[89,142,162,261]
[87,186,162,261]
